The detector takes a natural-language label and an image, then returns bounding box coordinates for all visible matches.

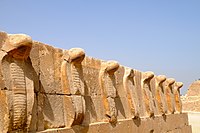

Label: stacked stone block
[0,32,192,133]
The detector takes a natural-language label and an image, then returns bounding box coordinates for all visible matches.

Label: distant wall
[182,80,200,112]
[182,80,200,133]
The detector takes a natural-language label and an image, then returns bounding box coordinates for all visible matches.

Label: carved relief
[99,61,119,123]
[164,78,175,114]
[173,82,183,113]
[0,34,34,132]
[61,48,85,126]
[155,75,167,115]
[11,61,27,130]
[142,71,155,117]
[123,68,139,118]
[0,32,188,132]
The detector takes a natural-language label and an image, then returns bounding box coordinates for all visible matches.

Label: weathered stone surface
[164,78,176,114]
[154,75,167,115]
[0,33,35,132]
[186,80,200,96]
[39,44,63,94]
[0,32,8,49]
[134,70,143,117]
[99,60,119,123]
[182,80,200,112]
[0,32,191,132]
[82,96,104,124]
[114,97,131,120]
[62,48,85,95]
[82,56,101,96]
[37,94,65,130]
[38,113,191,133]
[182,96,200,112]
[0,90,9,133]
[141,71,156,117]
[182,81,200,133]
[61,48,86,126]
[123,67,139,118]
[173,82,183,113]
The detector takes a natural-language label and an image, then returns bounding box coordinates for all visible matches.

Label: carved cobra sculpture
[99,60,119,123]
[174,82,183,113]
[142,71,155,117]
[165,78,175,114]
[155,75,167,115]
[61,48,85,126]
[123,68,139,118]
[0,33,34,132]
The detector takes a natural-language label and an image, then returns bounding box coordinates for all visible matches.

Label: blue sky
[1,1,200,94]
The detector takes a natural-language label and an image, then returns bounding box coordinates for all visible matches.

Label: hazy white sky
[1,0,200,94]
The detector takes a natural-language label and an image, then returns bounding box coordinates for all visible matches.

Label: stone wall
[182,80,200,112]
[0,32,192,133]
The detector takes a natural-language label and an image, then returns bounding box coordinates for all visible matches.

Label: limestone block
[82,56,101,96]
[30,42,40,92]
[38,113,192,133]
[154,75,167,115]
[137,118,154,133]
[141,71,155,117]
[39,44,55,93]
[115,97,132,119]
[164,78,175,114]
[123,67,139,118]
[38,93,65,130]
[107,120,137,133]
[82,96,104,124]
[139,113,189,133]
[0,90,9,133]
[54,48,63,94]
[63,96,76,127]
[30,42,40,74]
[166,113,189,131]
[0,32,8,48]
[180,125,192,133]
[115,66,126,98]
[134,70,143,117]
[71,95,85,125]
[63,95,86,127]
[39,44,63,94]
[99,60,119,123]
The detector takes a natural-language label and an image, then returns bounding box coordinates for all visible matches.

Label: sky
[1,0,200,94]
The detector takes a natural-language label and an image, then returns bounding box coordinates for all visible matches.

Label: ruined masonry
[0,32,192,133]
[182,80,200,133]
